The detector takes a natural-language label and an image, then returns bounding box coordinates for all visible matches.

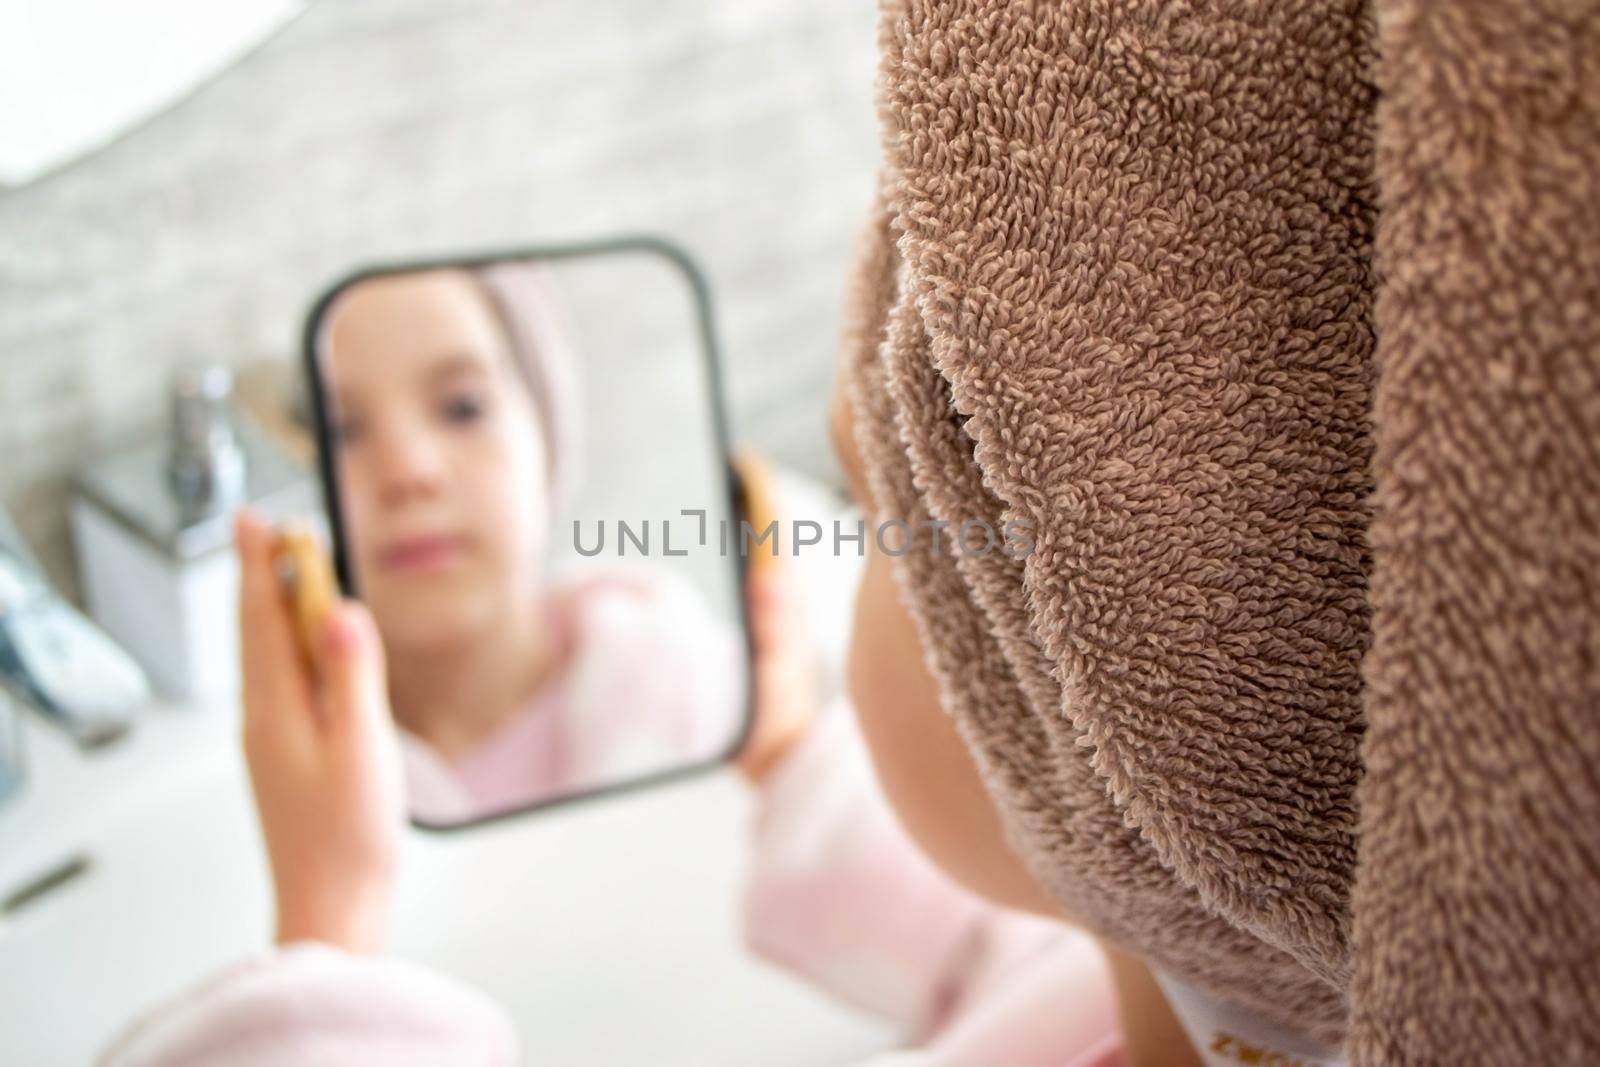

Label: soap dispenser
[71,364,320,703]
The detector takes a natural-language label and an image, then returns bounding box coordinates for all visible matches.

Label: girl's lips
[379,534,465,573]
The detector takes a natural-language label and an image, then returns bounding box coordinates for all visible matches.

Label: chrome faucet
[0,505,148,749]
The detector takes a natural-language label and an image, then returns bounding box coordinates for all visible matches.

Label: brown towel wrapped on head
[1352,2,1600,1062]
[842,0,1600,1062]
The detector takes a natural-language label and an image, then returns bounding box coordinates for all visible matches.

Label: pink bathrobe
[402,561,746,824]
[740,699,1122,1066]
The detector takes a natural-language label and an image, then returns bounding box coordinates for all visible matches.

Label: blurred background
[0,0,878,602]
[0,5,901,1062]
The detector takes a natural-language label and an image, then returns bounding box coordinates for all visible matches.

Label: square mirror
[304,238,752,829]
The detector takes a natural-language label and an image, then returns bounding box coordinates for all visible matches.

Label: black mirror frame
[300,235,755,832]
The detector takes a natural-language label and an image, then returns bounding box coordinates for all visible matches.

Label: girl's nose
[370,419,448,507]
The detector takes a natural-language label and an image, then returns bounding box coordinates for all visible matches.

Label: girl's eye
[442,393,487,424]
[331,416,364,446]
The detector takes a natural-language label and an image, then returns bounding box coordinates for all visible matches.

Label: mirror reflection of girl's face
[324,269,548,653]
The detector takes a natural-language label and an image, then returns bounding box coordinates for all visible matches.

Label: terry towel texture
[841,1,1600,1062]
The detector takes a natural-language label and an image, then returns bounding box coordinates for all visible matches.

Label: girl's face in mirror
[324,269,549,654]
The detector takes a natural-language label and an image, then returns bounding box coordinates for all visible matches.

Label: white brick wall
[0,0,880,598]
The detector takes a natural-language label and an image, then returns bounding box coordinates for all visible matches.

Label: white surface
[0,0,306,187]
[0,699,894,1065]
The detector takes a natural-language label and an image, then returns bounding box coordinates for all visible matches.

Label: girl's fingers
[319,601,391,747]
[748,561,797,653]
[235,509,315,750]
[746,567,778,650]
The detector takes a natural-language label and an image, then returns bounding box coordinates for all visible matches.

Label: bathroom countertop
[0,696,895,1065]
[0,696,241,910]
